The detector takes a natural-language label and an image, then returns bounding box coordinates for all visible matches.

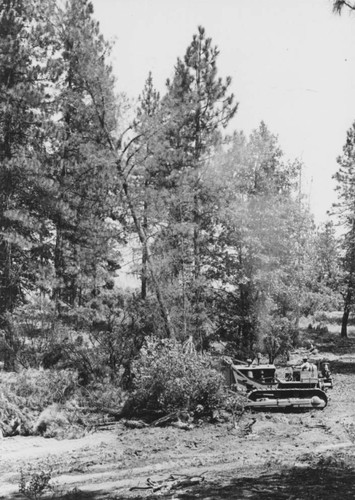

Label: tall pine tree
[333,122,355,337]
[0,0,54,369]
[47,0,119,313]
[152,26,238,343]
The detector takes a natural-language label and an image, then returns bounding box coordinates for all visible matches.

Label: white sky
[92,0,355,223]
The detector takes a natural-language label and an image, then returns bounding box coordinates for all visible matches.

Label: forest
[1,0,355,434]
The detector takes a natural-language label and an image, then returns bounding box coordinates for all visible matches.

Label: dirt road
[1,352,355,499]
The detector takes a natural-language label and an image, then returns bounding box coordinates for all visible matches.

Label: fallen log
[76,406,124,418]
[122,419,149,429]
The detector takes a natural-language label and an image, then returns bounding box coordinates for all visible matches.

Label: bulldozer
[223,356,332,411]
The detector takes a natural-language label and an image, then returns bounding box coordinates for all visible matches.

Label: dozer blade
[247,388,328,410]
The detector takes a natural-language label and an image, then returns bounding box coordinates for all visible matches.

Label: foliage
[0,366,125,438]
[207,123,310,359]
[260,315,296,363]
[78,380,124,412]
[84,291,159,385]
[0,0,56,369]
[127,337,226,417]
[159,26,237,343]
[0,368,79,437]
[5,288,161,391]
[45,0,121,312]
[19,463,53,500]
[333,0,355,13]
[0,0,345,406]
[300,221,342,315]
[333,121,355,336]
[10,369,78,406]
[124,26,238,342]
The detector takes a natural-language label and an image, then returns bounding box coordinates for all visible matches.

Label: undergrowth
[125,337,233,420]
[19,464,53,500]
[0,368,124,438]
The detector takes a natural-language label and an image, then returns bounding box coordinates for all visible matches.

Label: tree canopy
[0,1,351,379]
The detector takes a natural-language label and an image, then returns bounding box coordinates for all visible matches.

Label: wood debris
[130,473,205,493]
[122,419,149,429]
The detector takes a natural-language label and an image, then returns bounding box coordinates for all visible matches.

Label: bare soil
[2,338,355,499]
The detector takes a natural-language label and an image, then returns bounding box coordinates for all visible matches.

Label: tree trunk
[122,180,175,338]
[193,193,200,279]
[0,246,16,371]
[3,321,16,372]
[88,87,175,338]
[141,198,148,300]
[53,226,64,312]
[0,239,17,371]
[341,288,351,338]
[141,242,148,300]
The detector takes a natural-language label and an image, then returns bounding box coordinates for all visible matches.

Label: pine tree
[79,38,176,338]
[149,26,238,343]
[0,0,54,369]
[308,221,341,312]
[165,26,237,277]
[333,122,355,337]
[134,72,160,300]
[46,0,119,313]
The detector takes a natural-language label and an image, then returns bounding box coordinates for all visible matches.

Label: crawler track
[247,387,328,410]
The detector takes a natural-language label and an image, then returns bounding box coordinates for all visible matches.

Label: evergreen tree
[209,123,306,358]
[84,54,176,338]
[164,26,237,275]
[148,26,238,344]
[47,0,120,313]
[0,0,54,369]
[333,122,355,336]
[307,221,342,313]
[134,72,160,300]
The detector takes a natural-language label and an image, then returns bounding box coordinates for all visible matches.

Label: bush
[261,316,295,363]
[0,369,80,437]
[127,337,226,418]
[0,366,127,438]
[19,464,52,500]
[11,369,79,406]
[78,380,124,412]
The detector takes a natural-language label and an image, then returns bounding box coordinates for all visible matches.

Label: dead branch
[122,419,149,429]
[150,411,179,427]
[130,473,205,492]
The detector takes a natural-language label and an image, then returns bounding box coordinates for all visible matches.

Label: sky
[91,0,355,223]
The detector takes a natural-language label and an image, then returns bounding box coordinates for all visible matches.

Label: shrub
[127,337,226,418]
[0,367,125,438]
[0,369,80,437]
[7,369,79,407]
[78,380,124,412]
[261,316,295,363]
[19,464,52,500]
